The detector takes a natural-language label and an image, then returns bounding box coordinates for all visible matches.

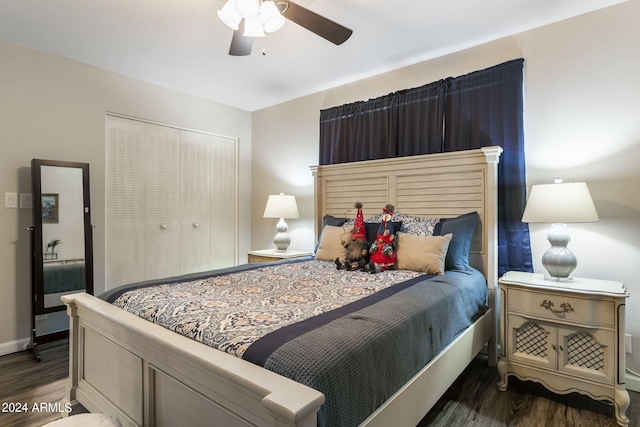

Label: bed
[62,146,502,427]
[43,259,86,306]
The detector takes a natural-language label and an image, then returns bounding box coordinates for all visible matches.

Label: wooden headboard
[310,147,502,290]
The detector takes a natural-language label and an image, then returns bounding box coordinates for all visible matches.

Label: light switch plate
[20,193,33,209]
[4,192,18,208]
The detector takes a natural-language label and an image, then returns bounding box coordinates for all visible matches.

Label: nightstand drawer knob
[540,300,575,315]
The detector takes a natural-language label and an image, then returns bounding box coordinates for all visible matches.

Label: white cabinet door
[180,130,212,274]
[507,314,556,371]
[210,135,237,269]
[558,326,614,384]
[106,117,146,287]
[145,124,181,280]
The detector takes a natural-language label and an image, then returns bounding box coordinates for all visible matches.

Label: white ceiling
[0,0,625,111]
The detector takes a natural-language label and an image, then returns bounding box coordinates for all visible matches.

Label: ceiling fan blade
[282,1,352,45]
[229,21,253,56]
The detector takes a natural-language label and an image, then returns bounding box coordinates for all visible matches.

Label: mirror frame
[31,159,94,314]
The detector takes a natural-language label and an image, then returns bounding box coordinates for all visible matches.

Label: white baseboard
[0,337,30,357]
[626,372,640,393]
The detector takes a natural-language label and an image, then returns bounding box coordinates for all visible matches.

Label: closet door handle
[160,223,167,230]
[192,222,199,229]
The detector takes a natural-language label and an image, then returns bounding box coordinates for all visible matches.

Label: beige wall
[0,41,253,354]
[251,0,640,387]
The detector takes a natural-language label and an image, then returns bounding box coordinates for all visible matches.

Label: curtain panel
[444,59,533,274]
[319,59,532,275]
[319,81,446,165]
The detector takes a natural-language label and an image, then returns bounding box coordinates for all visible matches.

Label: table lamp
[263,193,300,251]
[521,179,599,280]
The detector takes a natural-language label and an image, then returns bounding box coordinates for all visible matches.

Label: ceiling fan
[217,0,353,56]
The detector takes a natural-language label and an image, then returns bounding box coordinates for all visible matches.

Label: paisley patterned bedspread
[104,259,487,427]
[108,259,423,358]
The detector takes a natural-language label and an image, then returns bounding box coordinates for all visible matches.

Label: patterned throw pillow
[394,214,440,237]
[365,212,439,238]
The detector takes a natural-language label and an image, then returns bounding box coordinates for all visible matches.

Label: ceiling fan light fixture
[217,0,242,30]
[243,16,266,37]
[260,1,285,33]
[234,0,260,19]
[225,0,353,57]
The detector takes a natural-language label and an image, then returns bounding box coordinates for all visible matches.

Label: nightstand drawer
[248,254,280,263]
[508,288,615,327]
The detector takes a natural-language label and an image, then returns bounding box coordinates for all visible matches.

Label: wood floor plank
[419,354,639,427]
[0,340,637,426]
[0,341,69,427]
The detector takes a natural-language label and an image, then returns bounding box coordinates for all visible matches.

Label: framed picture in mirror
[41,193,59,223]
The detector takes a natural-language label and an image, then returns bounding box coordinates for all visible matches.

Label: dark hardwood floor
[418,355,640,427]
[0,340,638,426]
[0,341,69,427]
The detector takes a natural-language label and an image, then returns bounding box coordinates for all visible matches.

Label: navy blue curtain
[444,59,532,274]
[319,80,446,165]
[319,59,532,275]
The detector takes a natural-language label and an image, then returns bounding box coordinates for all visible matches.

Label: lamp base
[542,223,577,280]
[543,274,574,282]
[272,217,290,251]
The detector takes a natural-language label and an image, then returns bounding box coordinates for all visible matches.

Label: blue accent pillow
[314,215,348,253]
[434,211,479,272]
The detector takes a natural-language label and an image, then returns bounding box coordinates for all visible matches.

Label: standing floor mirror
[30,159,93,361]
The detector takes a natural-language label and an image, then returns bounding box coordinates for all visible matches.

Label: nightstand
[497,271,630,426]
[247,249,313,263]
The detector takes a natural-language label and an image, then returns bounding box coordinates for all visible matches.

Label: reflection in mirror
[30,159,93,359]
[40,166,87,308]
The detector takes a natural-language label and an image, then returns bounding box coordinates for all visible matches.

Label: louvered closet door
[106,117,146,287]
[180,130,212,273]
[106,116,238,289]
[145,124,181,280]
[210,135,236,269]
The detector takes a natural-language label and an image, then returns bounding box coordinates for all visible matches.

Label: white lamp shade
[243,15,266,37]
[260,1,285,33]
[217,0,242,30]
[234,0,260,18]
[522,182,599,223]
[263,193,299,219]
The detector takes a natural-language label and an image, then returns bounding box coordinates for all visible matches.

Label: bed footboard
[62,292,324,427]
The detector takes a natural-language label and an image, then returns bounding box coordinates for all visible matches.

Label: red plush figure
[368,204,397,273]
[335,202,370,271]
[351,201,366,242]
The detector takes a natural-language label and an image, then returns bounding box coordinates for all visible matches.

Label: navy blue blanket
[250,269,487,427]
